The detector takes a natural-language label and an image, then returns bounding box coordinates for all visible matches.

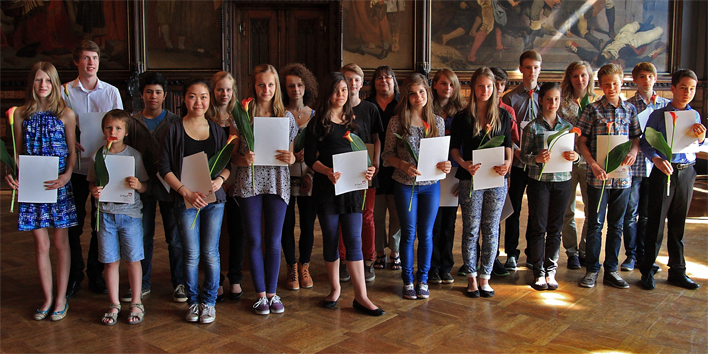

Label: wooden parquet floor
[1,187,707,353]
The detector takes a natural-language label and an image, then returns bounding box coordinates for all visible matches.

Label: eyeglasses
[376,75,393,81]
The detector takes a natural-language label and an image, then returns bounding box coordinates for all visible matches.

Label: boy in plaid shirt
[576,64,641,289]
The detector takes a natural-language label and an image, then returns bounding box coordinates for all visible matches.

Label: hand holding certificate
[472,146,505,190]
[18,155,59,203]
[253,117,290,166]
[332,150,369,196]
[416,136,451,182]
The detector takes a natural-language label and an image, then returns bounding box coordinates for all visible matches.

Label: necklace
[184,120,207,141]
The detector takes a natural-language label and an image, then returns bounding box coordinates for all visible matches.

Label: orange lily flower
[227,134,238,145]
[6,107,17,125]
[422,120,431,137]
[343,130,353,142]
[571,127,581,136]
[241,97,254,114]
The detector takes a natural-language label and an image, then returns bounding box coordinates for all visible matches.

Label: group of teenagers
[6,40,705,326]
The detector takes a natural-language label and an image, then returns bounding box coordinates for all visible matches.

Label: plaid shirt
[520,115,574,182]
[502,84,539,168]
[626,91,670,178]
[577,96,641,189]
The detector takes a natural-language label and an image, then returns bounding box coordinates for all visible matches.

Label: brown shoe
[286,263,299,290]
[299,262,313,288]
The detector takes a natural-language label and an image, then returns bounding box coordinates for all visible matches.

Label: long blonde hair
[465,67,501,136]
[560,61,594,106]
[395,73,439,138]
[248,64,285,119]
[20,62,66,120]
[207,71,237,123]
[431,68,465,118]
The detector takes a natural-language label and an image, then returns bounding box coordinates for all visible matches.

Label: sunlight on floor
[539,292,568,306]
[657,256,708,280]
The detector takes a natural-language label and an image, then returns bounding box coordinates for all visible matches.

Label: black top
[184,132,216,159]
[352,99,384,188]
[365,93,400,194]
[304,120,363,215]
[450,108,513,180]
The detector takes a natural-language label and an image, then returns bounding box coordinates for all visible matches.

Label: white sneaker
[185,303,200,322]
[200,304,216,324]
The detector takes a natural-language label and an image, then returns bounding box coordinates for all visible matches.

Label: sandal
[102,303,121,326]
[390,255,401,270]
[374,255,387,269]
[128,303,145,325]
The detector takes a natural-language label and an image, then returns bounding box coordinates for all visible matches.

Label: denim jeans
[175,202,224,306]
[339,188,376,261]
[585,186,630,273]
[623,176,649,260]
[97,212,144,263]
[394,182,440,284]
[141,200,183,290]
[283,195,316,265]
[319,212,363,263]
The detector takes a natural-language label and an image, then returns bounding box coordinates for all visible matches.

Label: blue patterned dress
[18,111,78,231]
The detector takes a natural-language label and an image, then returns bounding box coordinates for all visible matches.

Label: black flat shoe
[640,271,655,290]
[323,296,340,309]
[66,281,81,299]
[230,291,243,300]
[465,289,480,298]
[667,274,700,290]
[352,300,384,316]
[480,289,495,298]
[88,278,108,294]
[216,293,225,302]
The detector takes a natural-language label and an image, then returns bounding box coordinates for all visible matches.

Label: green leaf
[546,127,571,148]
[0,139,16,176]
[231,102,254,151]
[478,135,505,150]
[94,147,110,187]
[393,133,418,164]
[579,92,591,113]
[644,127,672,161]
[349,133,371,166]
[605,140,633,174]
[209,142,236,178]
[294,129,307,152]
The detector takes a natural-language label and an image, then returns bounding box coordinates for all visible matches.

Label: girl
[304,72,383,315]
[429,68,465,284]
[450,67,513,298]
[280,63,318,290]
[559,61,596,270]
[159,78,231,324]
[382,73,451,300]
[207,71,244,301]
[5,62,77,321]
[520,82,578,290]
[232,64,297,315]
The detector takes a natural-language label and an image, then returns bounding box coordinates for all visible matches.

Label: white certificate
[366,143,375,187]
[542,132,574,174]
[253,117,290,166]
[332,150,369,196]
[416,136,450,183]
[75,112,108,174]
[181,152,216,209]
[18,155,58,203]
[439,166,459,207]
[596,135,630,179]
[472,146,505,190]
[637,106,654,132]
[665,111,700,153]
[501,191,514,221]
[100,155,135,203]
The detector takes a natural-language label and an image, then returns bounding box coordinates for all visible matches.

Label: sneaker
[620,257,636,271]
[440,273,455,284]
[299,262,313,288]
[493,259,510,276]
[429,273,442,284]
[364,261,376,282]
[402,283,417,300]
[286,263,299,290]
[200,304,215,324]
[339,262,351,282]
[269,295,285,314]
[185,303,200,322]
[457,265,469,276]
[173,284,187,303]
[580,271,598,288]
[416,283,430,299]
[121,288,151,303]
[567,255,582,270]
[604,271,630,289]
[253,297,270,315]
[504,256,517,270]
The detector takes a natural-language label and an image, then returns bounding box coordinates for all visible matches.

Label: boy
[339,63,384,281]
[577,63,641,289]
[639,69,705,290]
[621,62,670,271]
[88,109,149,325]
[123,72,185,303]
[501,50,541,270]
[62,40,123,298]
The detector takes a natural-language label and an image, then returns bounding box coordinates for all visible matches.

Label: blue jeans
[585,186,630,273]
[623,176,649,260]
[175,202,224,306]
[318,212,363,262]
[394,182,440,284]
[141,200,183,290]
[97,212,144,263]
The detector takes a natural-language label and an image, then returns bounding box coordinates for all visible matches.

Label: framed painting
[342,0,415,70]
[144,0,223,70]
[430,0,673,73]
[1,0,130,71]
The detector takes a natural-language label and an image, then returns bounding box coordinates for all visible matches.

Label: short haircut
[140,72,167,93]
[631,62,657,79]
[597,63,623,84]
[73,40,101,63]
[341,63,365,79]
[101,109,132,130]
[490,66,509,83]
[538,82,561,100]
[519,50,542,66]
[671,69,698,87]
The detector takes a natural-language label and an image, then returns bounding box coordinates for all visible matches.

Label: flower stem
[191,209,200,229]
[408,183,414,212]
[10,122,16,212]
